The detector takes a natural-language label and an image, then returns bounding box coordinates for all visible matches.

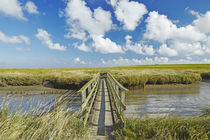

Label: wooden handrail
[106,77,126,123]
[105,72,128,123]
[106,72,129,92]
[80,78,99,111]
[77,76,99,126]
[82,79,99,126]
[106,77,126,110]
[77,73,100,94]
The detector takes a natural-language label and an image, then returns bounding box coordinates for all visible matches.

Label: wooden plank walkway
[90,78,114,140]
[77,72,128,139]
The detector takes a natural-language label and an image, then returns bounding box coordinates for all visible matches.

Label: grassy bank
[0,106,88,139]
[113,115,210,140]
[0,69,94,90]
[111,70,202,89]
[0,64,210,90]
[0,85,69,94]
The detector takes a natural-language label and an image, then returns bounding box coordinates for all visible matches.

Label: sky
[0,0,210,68]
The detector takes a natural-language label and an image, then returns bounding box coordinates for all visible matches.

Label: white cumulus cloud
[36,29,66,51]
[170,41,204,56]
[0,31,30,45]
[65,0,113,37]
[144,11,205,43]
[25,1,39,14]
[73,43,91,52]
[101,57,169,67]
[125,35,155,56]
[92,35,124,54]
[65,0,124,54]
[100,57,210,67]
[143,11,210,57]
[158,44,178,56]
[74,57,86,64]
[193,11,210,34]
[0,0,26,20]
[107,0,147,30]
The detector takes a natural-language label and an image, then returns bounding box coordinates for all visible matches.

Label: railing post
[81,90,86,103]
[116,85,119,96]
[88,85,91,96]
[120,91,126,104]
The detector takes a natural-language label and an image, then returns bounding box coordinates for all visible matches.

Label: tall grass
[0,66,207,90]
[112,70,202,89]
[0,70,93,90]
[0,106,88,139]
[113,116,210,140]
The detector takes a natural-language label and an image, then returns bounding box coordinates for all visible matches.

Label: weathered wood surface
[75,72,129,139]
[90,79,114,139]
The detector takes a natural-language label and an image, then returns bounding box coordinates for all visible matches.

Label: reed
[0,106,88,139]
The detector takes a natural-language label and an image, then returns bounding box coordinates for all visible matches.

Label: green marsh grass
[0,69,93,90]
[0,64,209,90]
[113,116,210,140]
[0,107,88,139]
[0,94,89,140]
[111,70,202,89]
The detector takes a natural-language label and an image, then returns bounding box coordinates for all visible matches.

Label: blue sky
[0,0,210,68]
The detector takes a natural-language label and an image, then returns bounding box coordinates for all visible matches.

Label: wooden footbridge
[76,72,129,139]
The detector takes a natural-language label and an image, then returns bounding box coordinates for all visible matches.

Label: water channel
[0,81,209,118]
[125,80,210,118]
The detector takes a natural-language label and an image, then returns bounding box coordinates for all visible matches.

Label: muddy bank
[136,82,200,90]
[0,85,69,95]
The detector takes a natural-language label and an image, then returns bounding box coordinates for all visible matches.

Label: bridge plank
[90,79,114,139]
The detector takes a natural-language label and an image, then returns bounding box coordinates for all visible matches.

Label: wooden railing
[76,72,128,126]
[106,72,128,123]
[76,73,100,126]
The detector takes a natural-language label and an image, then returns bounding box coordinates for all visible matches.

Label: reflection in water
[125,81,210,118]
[0,92,81,114]
[0,94,59,114]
